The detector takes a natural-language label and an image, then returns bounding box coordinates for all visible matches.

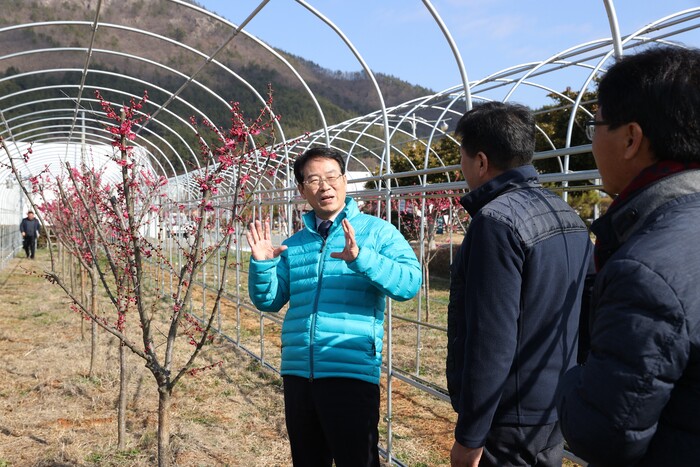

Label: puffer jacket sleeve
[557,258,689,466]
[248,253,291,312]
[346,220,421,302]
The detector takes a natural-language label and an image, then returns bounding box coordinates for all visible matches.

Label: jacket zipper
[309,233,328,381]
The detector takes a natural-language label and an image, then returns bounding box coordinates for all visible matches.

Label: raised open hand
[330,218,359,262]
[245,219,287,261]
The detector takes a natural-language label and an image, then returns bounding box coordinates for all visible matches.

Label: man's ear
[476,151,489,176]
[298,183,307,200]
[621,122,645,161]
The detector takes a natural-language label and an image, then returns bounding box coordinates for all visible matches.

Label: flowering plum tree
[2,88,285,466]
[363,192,467,321]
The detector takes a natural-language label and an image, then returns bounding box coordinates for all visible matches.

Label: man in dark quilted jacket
[557,46,700,466]
[447,102,592,467]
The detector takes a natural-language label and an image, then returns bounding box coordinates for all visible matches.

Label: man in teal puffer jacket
[246,147,421,467]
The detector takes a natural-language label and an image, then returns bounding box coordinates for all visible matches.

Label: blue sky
[196,0,699,93]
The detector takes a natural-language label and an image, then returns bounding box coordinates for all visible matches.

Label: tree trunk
[69,257,80,338]
[117,342,127,450]
[80,267,86,341]
[424,263,431,323]
[88,273,98,378]
[59,243,64,279]
[68,254,75,294]
[157,385,172,467]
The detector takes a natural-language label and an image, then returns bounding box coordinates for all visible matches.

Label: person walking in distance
[20,210,40,259]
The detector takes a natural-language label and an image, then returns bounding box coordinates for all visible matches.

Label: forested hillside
[0,0,432,170]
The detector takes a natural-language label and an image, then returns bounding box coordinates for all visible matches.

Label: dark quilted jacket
[446,165,592,447]
[557,169,700,466]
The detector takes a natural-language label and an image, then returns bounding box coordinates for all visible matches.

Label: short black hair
[454,101,535,171]
[293,147,346,184]
[598,45,700,163]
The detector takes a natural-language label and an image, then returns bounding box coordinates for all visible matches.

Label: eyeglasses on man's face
[302,173,345,188]
[585,119,611,141]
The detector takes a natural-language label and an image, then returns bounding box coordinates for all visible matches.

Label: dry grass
[0,248,581,466]
[0,251,290,466]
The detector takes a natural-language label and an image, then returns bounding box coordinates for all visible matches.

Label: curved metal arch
[425,61,600,183]
[0,140,133,188]
[301,117,384,163]
[363,123,442,182]
[496,41,615,191]
[1,112,186,193]
[554,8,700,183]
[4,131,154,175]
[316,112,384,151]
[0,97,183,181]
[303,130,385,182]
[0,2,476,203]
[175,151,292,201]
[603,0,624,59]
[0,68,298,198]
[0,17,288,148]
[4,114,175,181]
[0,63,210,172]
[347,104,456,181]
[171,141,301,202]
[289,130,381,177]
[291,132,380,183]
[170,0,329,143]
[68,0,103,139]
[0,78,197,170]
[381,98,462,162]
[0,36,296,185]
[311,106,460,189]
[500,48,607,103]
[0,85,229,196]
[421,0,471,110]
[335,129,434,188]
[294,0,395,201]
[216,152,293,194]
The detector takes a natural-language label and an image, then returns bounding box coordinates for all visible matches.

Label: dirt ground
[0,250,580,466]
[0,252,291,466]
[0,251,456,466]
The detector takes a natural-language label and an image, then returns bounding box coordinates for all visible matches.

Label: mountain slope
[0,0,432,139]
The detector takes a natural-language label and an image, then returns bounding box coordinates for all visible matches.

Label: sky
[195,0,700,96]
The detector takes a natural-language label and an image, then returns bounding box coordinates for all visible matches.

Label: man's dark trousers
[23,235,36,259]
[283,375,380,467]
[479,422,564,467]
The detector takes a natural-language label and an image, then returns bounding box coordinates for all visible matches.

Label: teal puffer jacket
[248,197,421,384]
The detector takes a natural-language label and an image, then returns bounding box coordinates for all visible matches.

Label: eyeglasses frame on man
[585,119,611,141]
[302,173,345,188]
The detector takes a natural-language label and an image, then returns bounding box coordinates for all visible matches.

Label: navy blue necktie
[318,220,332,239]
